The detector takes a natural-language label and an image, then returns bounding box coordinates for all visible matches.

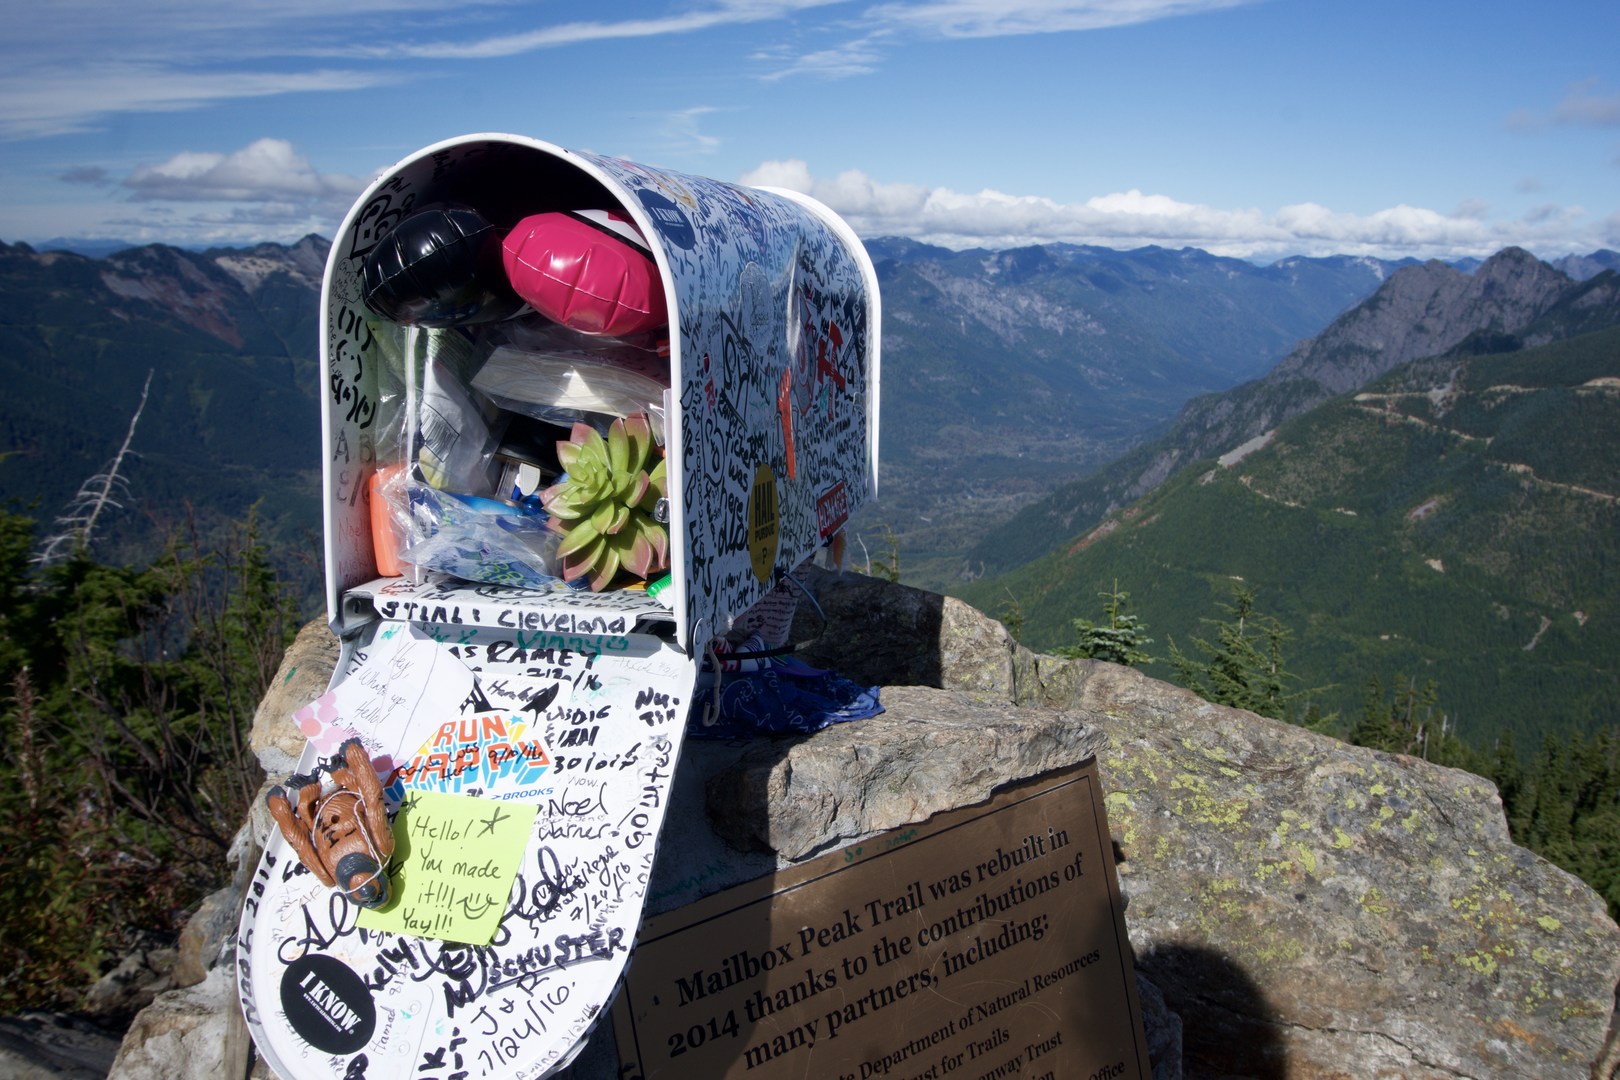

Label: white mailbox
[239,135,879,1080]
[318,133,879,652]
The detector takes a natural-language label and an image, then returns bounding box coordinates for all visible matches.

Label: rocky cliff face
[968,247,1586,578]
[29,236,331,351]
[1162,247,1574,475]
[1269,247,1571,392]
[107,571,1620,1079]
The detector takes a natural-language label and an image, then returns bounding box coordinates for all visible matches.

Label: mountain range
[959,247,1602,578]
[859,239,1412,581]
[956,252,1620,748]
[0,234,1409,589]
[2,234,1616,641]
[0,238,327,578]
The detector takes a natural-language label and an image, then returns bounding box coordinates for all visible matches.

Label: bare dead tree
[34,369,153,566]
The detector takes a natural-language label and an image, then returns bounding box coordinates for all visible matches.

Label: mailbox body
[320,134,880,650]
[245,137,879,1079]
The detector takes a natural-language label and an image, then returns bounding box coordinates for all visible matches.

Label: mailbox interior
[320,135,879,652]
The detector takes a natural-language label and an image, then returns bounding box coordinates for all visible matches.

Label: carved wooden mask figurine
[267,738,396,909]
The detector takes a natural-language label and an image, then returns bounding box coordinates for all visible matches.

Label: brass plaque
[614,759,1149,1080]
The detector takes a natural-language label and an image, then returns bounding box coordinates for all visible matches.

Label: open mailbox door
[237,135,879,1079]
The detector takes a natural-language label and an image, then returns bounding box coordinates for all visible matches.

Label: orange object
[369,465,404,577]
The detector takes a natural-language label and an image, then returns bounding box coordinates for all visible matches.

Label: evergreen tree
[1568,728,1620,917]
[1483,728,1620,921]
[996,590,1026,644]
[0,509,297,1010]
[1351,674,1396,751]
[1483,730,1525,832]
[1055,581,1153,666]
[1349,674,1471,767]
[1167,584,1324,722]
[862,525,902,582]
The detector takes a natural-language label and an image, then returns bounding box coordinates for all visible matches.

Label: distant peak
[1479,246,1537,268]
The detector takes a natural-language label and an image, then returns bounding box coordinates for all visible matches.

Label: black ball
[361,205,524,326]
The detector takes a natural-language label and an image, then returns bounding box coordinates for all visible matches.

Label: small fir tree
[1055,582,1153,667]
[996,589,1026,644]
[0,507,297,1010]
[1167,584,1324,722]
[1350,674,1470,766]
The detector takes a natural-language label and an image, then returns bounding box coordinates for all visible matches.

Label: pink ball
[502,210,668,337]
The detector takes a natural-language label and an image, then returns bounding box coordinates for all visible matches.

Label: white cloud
[6,0,479,58]
[1602,210,1620,248]
[59,166,114,187]
[753,35,888,80]
[0,1,854,137]
[68,138,376,244]
[341,0,849,60]
[742,160,821,190]
[0,0,459,138]
[124,139,366,203]
[1522,202,1583,226]
[862,0,1258,38]
[742,160,1614,260]
[0,64,389,140]
[746,0,1255,79]
[659,107,726,154]
[0,0,1266,137]
[1549,79,1620,128]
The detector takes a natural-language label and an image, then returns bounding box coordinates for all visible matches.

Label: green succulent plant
[540,412,669,591]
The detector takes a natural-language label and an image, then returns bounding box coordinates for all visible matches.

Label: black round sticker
[636,189,695,250]
[280,953,375,1055]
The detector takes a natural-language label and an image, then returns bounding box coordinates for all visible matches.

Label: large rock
[790,565,1027,700]
[0,1012,123,1079]
[248,617,341,779]
[788,570,1620,1080]
[113,574,1619,1080]
[170,886,240,990]
[80,941,176,1022]
[106,967,250,1080]
[1049,658,1619,1079]
[102,822,263,1079]
[706,684,1106,858]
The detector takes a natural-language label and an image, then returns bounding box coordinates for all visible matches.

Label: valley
[958,260,1620,752]
[3,234,1616,755]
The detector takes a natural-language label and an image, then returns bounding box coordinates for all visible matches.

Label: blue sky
[3,0,1617,261]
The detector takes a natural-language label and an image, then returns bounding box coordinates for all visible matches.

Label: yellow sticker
[358,790,537,945]
[748,463,778,584]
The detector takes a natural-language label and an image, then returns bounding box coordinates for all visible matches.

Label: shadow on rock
[1138,944,1286,1080]
[787,565,947,689]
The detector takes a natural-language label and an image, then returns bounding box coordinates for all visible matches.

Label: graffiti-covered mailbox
[237,135,879,1079]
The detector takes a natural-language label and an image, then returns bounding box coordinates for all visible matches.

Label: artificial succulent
[540,412,669,590]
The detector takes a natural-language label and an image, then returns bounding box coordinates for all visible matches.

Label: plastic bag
[414,327,508,493]
[379,474,563,589]
[689,661,883,739]
[472,320,669,436]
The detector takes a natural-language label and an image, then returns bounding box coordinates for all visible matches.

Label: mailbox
[319,133,879,651]
[239,135,879,1080]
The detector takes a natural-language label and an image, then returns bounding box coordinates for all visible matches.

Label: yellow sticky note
[359,790,537,945]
